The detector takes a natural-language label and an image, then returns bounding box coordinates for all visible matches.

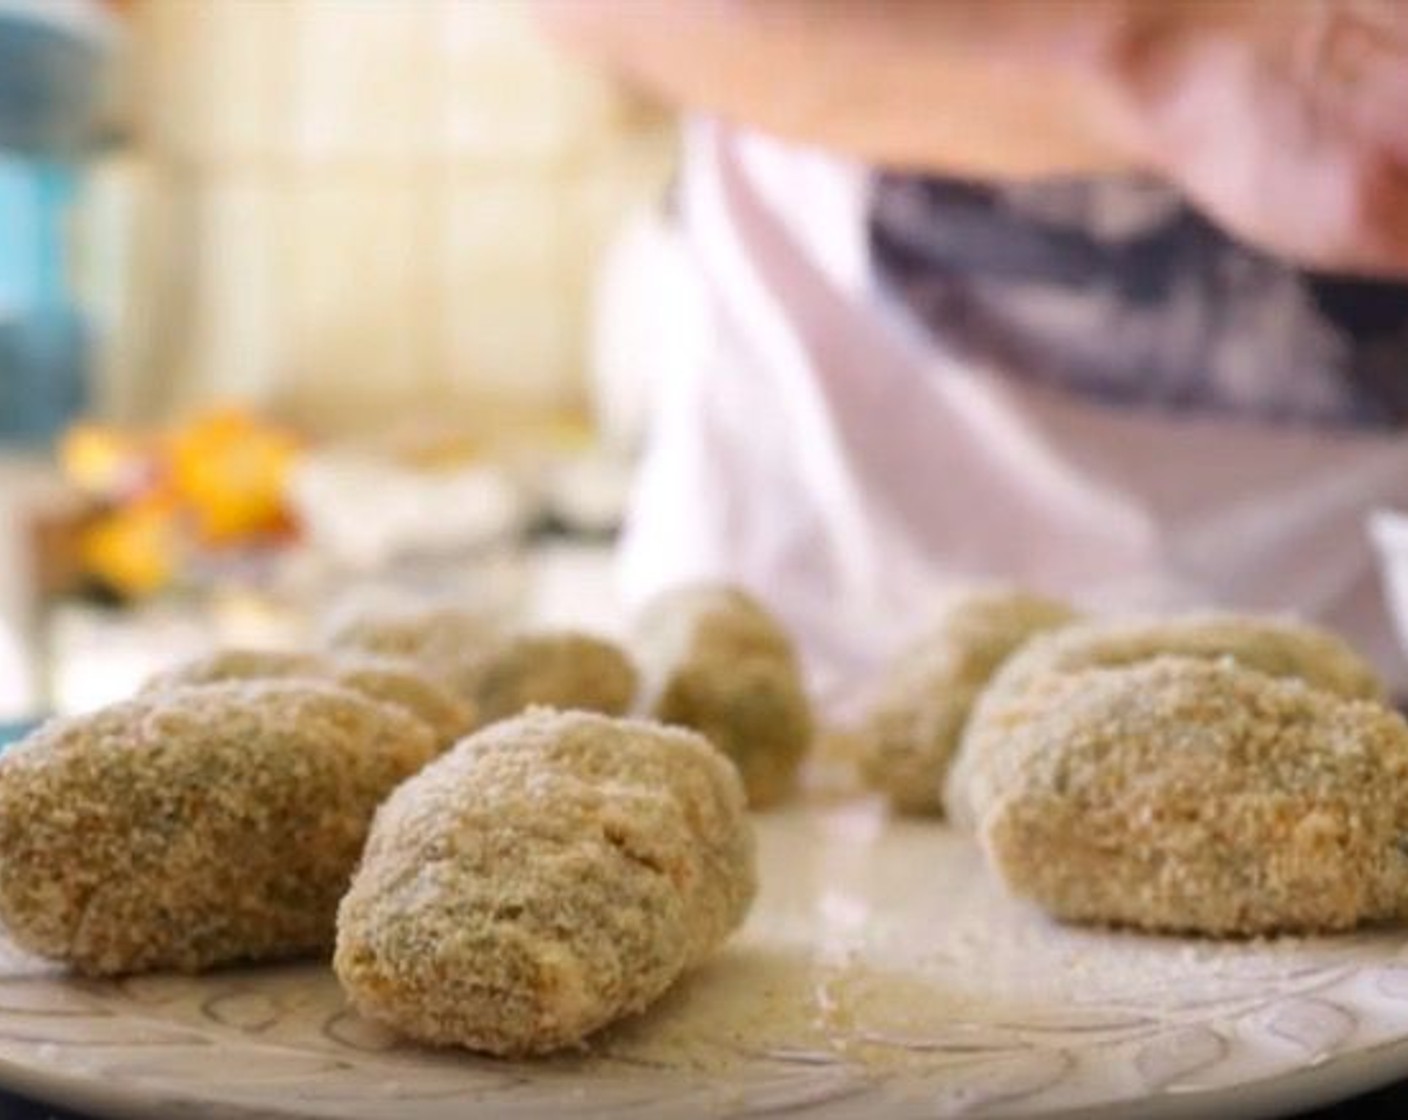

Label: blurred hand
[1113,0,1408,276]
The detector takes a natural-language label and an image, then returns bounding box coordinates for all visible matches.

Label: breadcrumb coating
[143,648,476,750]
[948,612,1385,828]
[334,709,755,1056]
[324,605,497,692]
[859,587,1076,814]
[981,657,1408,936]
[0,682,435,975]
[457,632,638,725]
[634,584,812,808]
[636,585,796,665]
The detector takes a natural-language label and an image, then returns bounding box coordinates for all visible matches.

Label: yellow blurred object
[80,496,181,598]
[373,418,484,470]
[167,408,302,544]
[59,407,305,599]
[537,410,596,452]
[59,424,153,500]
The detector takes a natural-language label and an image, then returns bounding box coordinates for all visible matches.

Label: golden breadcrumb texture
[334,708,756,1056]
[634,584,813,808]
[458,632,638,725]
[947,612,1386,828]
[0,682,435,976]
[143,648,476,751]
[324,605,497,690]
[980,657,1408,937]
[858,587,1076,815]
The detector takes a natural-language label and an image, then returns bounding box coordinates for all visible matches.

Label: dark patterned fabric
[869,175,1408,429]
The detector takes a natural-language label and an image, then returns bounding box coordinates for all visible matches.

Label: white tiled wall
[93,0,675,434]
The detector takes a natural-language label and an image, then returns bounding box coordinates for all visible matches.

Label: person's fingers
[1175,137,1408,279]
[1279,147,1408,277]
[1340,152,1408,277]
[1126,0,1408,275]
[1299,0,1408,155]
[1337,58,1408,158]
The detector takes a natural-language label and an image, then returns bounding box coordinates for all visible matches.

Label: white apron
[618,120,1408,712]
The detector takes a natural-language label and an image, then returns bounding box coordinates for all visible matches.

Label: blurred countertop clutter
[0,0,699,726]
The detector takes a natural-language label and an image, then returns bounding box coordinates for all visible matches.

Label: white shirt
[619,120,1408,711]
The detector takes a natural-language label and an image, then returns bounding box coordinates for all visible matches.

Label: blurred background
[0,0,691,727]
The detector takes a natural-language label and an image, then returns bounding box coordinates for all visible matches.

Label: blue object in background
[0,2,110,446]
[0,716,38,750]
[0,155,87,443]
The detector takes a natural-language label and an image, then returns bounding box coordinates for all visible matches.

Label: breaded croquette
[143,648,476,750]
[634,584,812,807]
[334,709,755,1055]
[858,587,1076,814]
[981,657,1408,936]
[0,681,434,975]
[947,611,1385,828]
